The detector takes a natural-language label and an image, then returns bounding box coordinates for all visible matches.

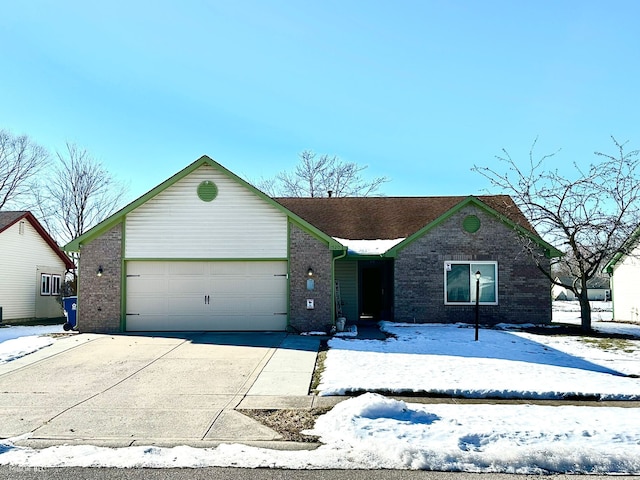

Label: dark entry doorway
[359,260,393,321]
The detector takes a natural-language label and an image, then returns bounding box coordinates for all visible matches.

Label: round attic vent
[463,215,481,233]
[197,181,218,202]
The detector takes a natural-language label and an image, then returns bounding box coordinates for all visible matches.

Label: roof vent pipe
[327,190,333,198]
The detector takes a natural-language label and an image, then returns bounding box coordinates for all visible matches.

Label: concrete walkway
[0,332,335,449]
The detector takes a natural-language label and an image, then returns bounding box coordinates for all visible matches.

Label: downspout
[331,247,348,325]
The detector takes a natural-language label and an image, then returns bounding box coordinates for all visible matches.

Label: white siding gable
[125,165,288,259]
[0,219,67,320]
[612,243,640,323]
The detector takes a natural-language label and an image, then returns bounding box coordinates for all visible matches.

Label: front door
[359,260,393,321]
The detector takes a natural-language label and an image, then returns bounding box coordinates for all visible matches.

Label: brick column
[77,223,122,333]
[288,224,333,332]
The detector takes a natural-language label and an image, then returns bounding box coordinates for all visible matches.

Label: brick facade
[288,224,333,332]
[77,223,122,333]
[74,205,550,332]
[394,205,551,325]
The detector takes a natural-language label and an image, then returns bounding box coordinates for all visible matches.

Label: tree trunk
[578,290,592,332]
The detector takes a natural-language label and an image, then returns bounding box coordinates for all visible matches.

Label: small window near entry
[41,274,51,296]
[444,261,498,305]
[51,275,61,295]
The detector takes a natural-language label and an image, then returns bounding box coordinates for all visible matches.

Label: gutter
[331,247,348,324]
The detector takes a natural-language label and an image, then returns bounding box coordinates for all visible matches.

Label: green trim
[75,257,82,331]
[123,257,289,262]
[604,224,640,273]
[343,253,387,260]
[120,221,127,332]
[64,155,339,252]
[286,222,291,330]
[610,274,615,319]
[331,248,348,323]
[288,218,344,251]
[385,196,562,259]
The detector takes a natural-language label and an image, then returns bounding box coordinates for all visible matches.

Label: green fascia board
[344,253,388,260]
[384,196,562,259]
[64,155,340,252]
[604,224,640,273]
[122,257,290,262]
[288,217,345,250]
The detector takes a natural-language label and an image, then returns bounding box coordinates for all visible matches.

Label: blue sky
[2,0,639,201]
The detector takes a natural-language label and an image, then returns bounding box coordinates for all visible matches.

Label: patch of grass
[580,337,637,353]
[239,408,330,442]
[309,340,328,394]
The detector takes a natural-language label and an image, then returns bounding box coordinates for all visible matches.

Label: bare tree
[258,150,389,197]
[34,143,128,289]
[473,137,640,331]
[0,129,49,210]
[43,143,128,244]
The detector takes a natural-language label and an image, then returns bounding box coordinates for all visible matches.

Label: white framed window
[444,261,498,305]
[51,275,61,295]
[41,274,51,296]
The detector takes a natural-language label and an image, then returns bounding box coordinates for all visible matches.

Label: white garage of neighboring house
[605,226,640,323]
[0,211,75,322]
[551,276,611,302]
[64,156,340,333]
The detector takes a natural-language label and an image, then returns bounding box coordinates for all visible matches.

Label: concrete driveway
[0,331,326,448]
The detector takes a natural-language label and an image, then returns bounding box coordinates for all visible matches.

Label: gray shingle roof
[0,211,29,232]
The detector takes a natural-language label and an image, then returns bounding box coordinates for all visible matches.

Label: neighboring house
[605,227,640,323]
[552,276,611,301]
[64,156,560,333]
[0,211,74,322]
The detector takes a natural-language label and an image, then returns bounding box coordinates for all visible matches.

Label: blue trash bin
[62,296,78,331]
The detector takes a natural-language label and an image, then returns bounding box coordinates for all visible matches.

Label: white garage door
[126,261,288,331]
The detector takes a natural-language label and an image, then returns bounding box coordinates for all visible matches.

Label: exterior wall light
[307,267,314,277]
[97,266,104,277]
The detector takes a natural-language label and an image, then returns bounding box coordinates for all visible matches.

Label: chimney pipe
[327,190,333,198]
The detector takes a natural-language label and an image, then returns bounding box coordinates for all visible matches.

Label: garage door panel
[127,278,169,294]
[172,277,205,294]
[211,278,282,294]
[127,296,169,315]
[128,262,167,275]
[126,261,287,331]
[169,262,206,275]
[168,296,205,315]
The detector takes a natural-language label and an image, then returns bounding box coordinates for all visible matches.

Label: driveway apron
[0,332,320,447]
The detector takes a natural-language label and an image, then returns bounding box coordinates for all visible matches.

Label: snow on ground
[0,325,63,363]
[1,305,640,473]
[553,300,640,336]
[318,320,640,399]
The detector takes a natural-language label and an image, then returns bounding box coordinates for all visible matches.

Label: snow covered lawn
[1,393,639,473]
[0,324,63,364]
[318,321,640,399]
